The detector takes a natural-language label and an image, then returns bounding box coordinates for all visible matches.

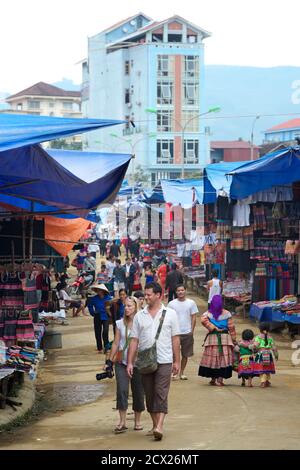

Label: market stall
[0,113,131,416]
[200,149,300,323]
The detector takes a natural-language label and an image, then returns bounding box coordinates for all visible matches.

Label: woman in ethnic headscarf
[198,295,236,386]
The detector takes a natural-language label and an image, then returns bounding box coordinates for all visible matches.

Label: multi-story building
[264,118,300,143]
[5,82,81,118]
[82,13,211,185]
[5,82,82,148]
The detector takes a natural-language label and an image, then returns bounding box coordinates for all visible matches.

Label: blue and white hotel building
[82,13,211,185]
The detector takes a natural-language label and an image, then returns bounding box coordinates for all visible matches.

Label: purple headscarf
[209,295,223,320]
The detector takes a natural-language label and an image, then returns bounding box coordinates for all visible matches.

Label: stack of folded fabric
[4,345,39,374]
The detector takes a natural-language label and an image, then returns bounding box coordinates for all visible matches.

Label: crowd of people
[57,237,279,442]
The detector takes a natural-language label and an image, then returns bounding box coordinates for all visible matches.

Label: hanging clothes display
[16,310,35,340]
[232,201,250,227]
[252,205,266,231]
[40,273,51,310]
[22,273,39,310]
[230,227,254,251]
[216,196,233,222]
[0,273,24,308]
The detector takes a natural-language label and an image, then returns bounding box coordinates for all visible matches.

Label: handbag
[261,350,271,365]
[135,309,166,375]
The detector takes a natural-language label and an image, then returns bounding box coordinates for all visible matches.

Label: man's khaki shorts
[180,333,194,358]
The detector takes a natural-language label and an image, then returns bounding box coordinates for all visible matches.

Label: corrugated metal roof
[211,140,258,149]
[266,118,300,132]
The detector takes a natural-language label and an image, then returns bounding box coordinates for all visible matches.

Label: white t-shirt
[116,319,132,366]
[88,244,100,253]
[168,298,198,335]
[131,305,180,364]
[59,289,72,309]
[106,261,115,279]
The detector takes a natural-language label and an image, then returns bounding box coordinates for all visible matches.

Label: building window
[136,17,143,29]
[182,111,199,132]
[168,34,182,43]
[157,110,173,132]
[157,81,173,105]
[152,33,163,42]
[169,172,181,180]
[63,101,73,110]
[157,55,169,76]
[184,140,199,164]
[49,102,54,108]
[27,100,40,109]
[17,103,23,110]
[151,172,157,186]
[157,139,174,164]
[125,60,130,75]
[184,56,199,77]
[125,89,130,104]
[187,35,197,43]
[183,82,199,106]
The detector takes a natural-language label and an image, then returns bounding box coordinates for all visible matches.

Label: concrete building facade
[82,13,211,185]
[6,82,81,118]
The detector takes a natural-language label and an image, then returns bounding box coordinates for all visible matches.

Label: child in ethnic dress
[234,329,257,387]
[253,322,278,388]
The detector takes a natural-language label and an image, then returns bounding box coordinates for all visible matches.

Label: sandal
[209,380,216,386]
[153,430,163,441]
[114,425,128,434]
[134,425,143,431]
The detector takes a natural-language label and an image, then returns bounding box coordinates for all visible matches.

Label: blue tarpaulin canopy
[0,113,124,151]
[0,145,131,214]
[203,161,251,203]
[229,148,300,199]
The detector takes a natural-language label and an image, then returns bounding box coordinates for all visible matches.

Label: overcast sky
[1,0,300,93]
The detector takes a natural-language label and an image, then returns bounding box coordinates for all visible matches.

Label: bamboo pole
[11,240,15,272]
[29,218,33,262]
[22,218,26,260]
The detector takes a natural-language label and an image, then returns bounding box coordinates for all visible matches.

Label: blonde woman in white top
[107,296,145,434]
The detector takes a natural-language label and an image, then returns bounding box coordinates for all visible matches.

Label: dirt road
[1,294,300,450]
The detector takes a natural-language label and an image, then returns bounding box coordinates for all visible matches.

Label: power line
[129,111,300,125]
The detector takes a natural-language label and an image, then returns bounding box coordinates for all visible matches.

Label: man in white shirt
[105,256,116,280]
[127,281,180,442]
[88,240,100,259]
[168,284,198,381]
[57,283,87,317]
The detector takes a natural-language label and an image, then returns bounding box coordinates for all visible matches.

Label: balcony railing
[122,126,143,136]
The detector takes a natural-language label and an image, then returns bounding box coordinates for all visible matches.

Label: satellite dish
[130,20,136,26]
[123,27,128,33]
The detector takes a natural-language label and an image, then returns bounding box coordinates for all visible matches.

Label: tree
[129,164,150,186]
[185,170,203,179]
[49,138,83,151]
